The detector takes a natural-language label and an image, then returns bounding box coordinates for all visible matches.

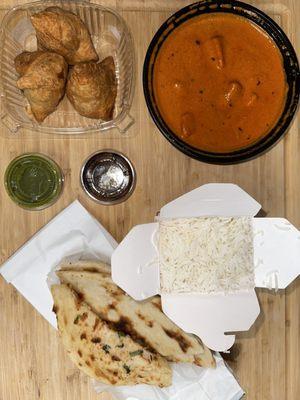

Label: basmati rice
[159,217,255,294]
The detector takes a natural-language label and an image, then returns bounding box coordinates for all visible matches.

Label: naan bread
[57,261,215,368]
[51,284,172,387]
[59,259,111,274]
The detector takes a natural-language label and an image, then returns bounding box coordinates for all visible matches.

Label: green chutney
[4,153,63,210]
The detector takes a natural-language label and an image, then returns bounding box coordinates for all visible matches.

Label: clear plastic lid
[0,0,135,136]
[4,153,64,210]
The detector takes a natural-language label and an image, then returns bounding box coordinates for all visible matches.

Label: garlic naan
[57,261,215,368]
[52,284,172,387]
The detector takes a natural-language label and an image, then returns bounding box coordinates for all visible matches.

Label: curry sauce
[153,13,287,153]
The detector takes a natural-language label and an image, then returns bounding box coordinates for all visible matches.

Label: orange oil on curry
[153,13,287,153]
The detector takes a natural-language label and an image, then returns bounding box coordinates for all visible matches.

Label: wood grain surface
[0,1,299,399]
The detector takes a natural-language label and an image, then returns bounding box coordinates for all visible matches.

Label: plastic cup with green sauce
[4,153,64,210]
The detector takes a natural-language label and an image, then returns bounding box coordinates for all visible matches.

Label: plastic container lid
[4,153,64,210]
[0,0,135,136]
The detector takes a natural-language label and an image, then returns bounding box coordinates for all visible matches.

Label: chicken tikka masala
[153,13,287,153]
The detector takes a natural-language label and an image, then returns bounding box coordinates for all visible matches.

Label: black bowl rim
[143,0,300,165]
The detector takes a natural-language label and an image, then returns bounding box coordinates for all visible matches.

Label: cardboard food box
[112,184,300,351]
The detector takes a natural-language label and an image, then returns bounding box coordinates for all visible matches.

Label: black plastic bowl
[143,0,300,164]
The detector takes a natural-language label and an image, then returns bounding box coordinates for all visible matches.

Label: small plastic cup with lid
[4,153,64,210]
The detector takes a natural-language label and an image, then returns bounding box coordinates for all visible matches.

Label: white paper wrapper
[0,200,244,400]
[0,200,117,327]
[94,354,243,400]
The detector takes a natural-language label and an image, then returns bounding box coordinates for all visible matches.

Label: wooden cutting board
[0,1,299,399]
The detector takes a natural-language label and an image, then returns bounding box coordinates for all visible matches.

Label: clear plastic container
[0,0,135,135]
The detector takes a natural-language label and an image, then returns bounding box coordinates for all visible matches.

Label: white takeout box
[112,184,300,352]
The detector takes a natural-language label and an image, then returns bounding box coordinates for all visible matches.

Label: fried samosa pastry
[15,51,68,122]
[31,7,99,65]
[66,57,117,121]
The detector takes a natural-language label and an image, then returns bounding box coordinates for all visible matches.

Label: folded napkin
[0,200,244,400]
[0,200,117,326]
